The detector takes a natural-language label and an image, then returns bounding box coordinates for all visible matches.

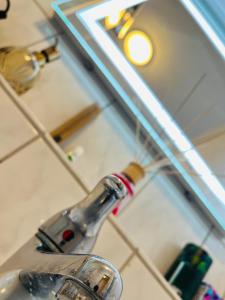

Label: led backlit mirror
[52,0,225,233]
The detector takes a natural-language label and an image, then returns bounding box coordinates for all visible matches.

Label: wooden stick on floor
[51,103,101,143]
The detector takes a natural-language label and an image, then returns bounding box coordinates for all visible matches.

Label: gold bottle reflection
[0,44,60,95]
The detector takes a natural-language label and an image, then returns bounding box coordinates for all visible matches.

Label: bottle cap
[122,162,145,185]
[41,45,60,63]
[33,45,60,67]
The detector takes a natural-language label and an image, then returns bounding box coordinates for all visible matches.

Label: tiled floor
[0,138,86,265]
[0,87,37,161]
[0,136,133,272]
[0,88,178,299]
[0,0,225,299]
[93,220,132,271]
[0,0,56,47]
[121,256,173,300]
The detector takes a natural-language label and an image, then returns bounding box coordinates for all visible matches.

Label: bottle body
[0,45,60,95]
[0,47,41,94]
[37,175,128,254]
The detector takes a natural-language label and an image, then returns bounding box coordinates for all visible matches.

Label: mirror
[52,0,225,233]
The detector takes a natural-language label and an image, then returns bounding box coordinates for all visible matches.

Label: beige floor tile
[116,173,209,274]
[0,138,85,265]
[93,220,132,270]
[0,86,37,160]
[22,36,110,132]
[0,0,55,46]
[121,256,173,300]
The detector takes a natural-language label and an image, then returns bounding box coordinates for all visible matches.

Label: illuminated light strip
[79,5,193,153]
[179,0,225,61]
[52,0,225,229]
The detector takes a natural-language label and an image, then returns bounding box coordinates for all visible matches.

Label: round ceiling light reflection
[124,30,153,66]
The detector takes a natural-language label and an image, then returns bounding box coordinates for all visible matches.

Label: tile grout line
[121,170,159,212]
[33,0,53,20]
[119,251,136,273]
[108,217,137,252]
[24,0,65,49]
[41,102,114,194]
[0,136,39,164]
[32,0,66,36]
[32,0,64,35]
[0,81,89,193]
[108,217,180,299]
[106,171,158,253]
[0,78,46,133]
[0,76,114,193]
[137,251,180,299]
[0,76,89,193]
[44,133,89,193]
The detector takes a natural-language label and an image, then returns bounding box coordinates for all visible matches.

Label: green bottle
[165,243,213,300]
